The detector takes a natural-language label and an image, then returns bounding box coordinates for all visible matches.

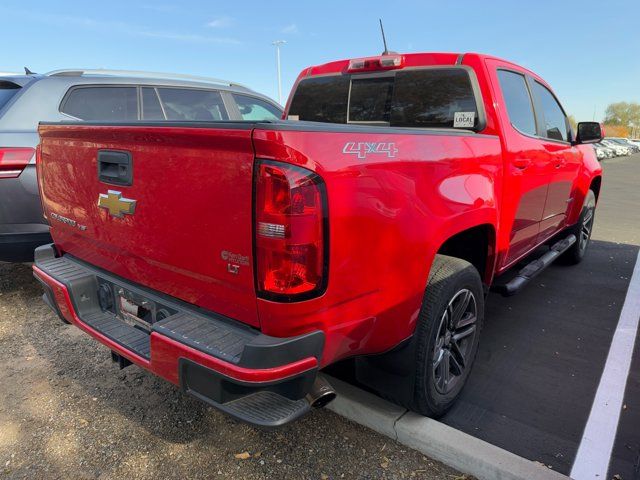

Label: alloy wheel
[432,289,478,395]
[579,206,595,253]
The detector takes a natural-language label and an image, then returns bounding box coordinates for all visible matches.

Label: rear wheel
[560,189,596,265]
[410,255,484,417]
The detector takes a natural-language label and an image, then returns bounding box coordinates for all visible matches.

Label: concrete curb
[325,375,569,480]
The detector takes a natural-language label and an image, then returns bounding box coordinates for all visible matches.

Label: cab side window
[232,94,282,121]
[61,87,138,121]
[141,87,165,120]
[155,88,229,121]
[531,82,569,142]
[497,70,537,136]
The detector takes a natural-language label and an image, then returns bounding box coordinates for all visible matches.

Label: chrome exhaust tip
[306,376,336,408]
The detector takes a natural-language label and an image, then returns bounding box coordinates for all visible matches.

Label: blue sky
[1,0,638,121]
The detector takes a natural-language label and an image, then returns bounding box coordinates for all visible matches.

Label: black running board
[492,234,577,297]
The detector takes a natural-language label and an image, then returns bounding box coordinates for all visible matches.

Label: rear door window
[288,68,480,129]
[0,81,21,111]
[61,87,138,121]
[497,70,537,136]
[232,94,282,121]
[531,81,569,142]
[156,88,229,121]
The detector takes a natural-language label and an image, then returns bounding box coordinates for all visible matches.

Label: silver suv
[0,69,282,262]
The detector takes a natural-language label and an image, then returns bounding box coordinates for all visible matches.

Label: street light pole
[272,40,286,104]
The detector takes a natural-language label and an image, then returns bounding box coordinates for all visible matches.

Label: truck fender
[567,149,603,226]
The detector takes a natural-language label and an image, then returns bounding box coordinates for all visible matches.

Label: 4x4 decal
[342,142,398,159]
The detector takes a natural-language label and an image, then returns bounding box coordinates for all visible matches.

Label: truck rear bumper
[33,244,326,427]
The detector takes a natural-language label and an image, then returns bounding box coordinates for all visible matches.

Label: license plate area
[96,279,177,332]
[118,294,153,332]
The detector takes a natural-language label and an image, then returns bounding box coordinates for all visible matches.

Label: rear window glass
[61,87,138,121]
[288,68,480,129]
[391,70,479,128]
[0,82,20,111]
[349,77,393,123]
[156,88,228,121]
[288,75,349,123]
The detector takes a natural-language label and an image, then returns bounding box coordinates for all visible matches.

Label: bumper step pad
[201,390,310,427]
[154,313,254,365]
[35,256,153,359]
[83,311,151,358]
[179,357,314,427]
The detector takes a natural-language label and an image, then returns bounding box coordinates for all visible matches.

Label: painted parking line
[570,249,640,480]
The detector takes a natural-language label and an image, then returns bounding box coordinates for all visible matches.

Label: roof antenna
[24,67,35,75]
[379,19,389,55]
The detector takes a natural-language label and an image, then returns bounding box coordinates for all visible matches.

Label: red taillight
[255,160,327,300]
[0,147,35,179]
[347,54,404,72]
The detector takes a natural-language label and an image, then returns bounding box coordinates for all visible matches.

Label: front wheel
[560,189,596,265]
[410,255,484,417]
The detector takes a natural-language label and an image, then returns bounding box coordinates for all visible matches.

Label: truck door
[528,80,582,243]
[487,63,549,267]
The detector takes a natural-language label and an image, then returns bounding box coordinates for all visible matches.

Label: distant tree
[603,102,640,129]
[567,115,577,131]
[603,124,630,138]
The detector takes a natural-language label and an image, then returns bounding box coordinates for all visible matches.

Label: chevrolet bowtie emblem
[98,190,137,218]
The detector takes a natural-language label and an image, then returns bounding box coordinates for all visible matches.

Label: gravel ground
[0,262,463,480]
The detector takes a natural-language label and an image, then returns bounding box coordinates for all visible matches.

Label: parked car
[0,69,282,262]
[592,144,606,160]
[608,137,640,154]
[601,139,631,156]
[595,142,615,158]
[34,52,602,427]
[629,139,640,148]
[598,142,616,158]
[603,144,616,158]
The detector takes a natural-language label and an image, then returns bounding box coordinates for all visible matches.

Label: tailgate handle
[98,150,133,186]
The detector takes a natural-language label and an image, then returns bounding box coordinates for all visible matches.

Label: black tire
[559,189,596,265]
[410,254,484,417]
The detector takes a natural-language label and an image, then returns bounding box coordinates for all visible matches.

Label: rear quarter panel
[253,126,502,365]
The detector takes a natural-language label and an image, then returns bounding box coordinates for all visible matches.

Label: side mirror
[575,122,604,144]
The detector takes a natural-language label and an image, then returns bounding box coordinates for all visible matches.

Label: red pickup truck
[33,52,603,427]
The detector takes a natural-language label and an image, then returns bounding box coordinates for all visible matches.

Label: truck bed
[38,119,502,362]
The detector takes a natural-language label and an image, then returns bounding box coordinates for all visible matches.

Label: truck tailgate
[37,123,259,327]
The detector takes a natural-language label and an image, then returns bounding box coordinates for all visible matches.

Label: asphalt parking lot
[439,153,640,479]
[1,155,638,480]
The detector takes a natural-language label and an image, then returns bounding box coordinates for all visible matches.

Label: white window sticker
[453,111,476,128]
[287,114,300,121]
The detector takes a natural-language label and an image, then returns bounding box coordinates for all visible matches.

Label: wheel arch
[590,175,602,202]
[435,223,497,286]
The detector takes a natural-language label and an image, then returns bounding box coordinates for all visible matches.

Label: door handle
[512,158,531,170]
[98,150,133,186]
[555,159,566,169]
